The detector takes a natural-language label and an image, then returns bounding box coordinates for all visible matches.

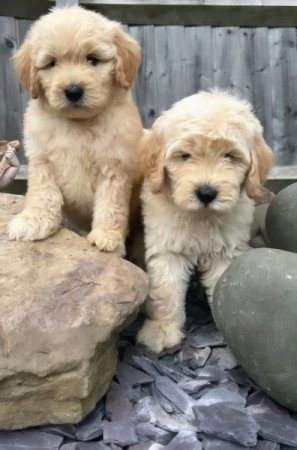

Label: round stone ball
[265,182,297,253]
[213,248,297,411]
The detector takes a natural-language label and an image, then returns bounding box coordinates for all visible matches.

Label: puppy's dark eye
[48,59,56,68]
[180,153,191,161]
[87,55,101,66]
[224,152,236,161]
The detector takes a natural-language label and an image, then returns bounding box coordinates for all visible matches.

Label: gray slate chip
[60,442,79,450]
[196,366,228,383]
[203,438,248,449]
[42,424,77,439]
[103,419,138,446]
[60,445,79,450]
[238,386,250,400]
[83,444,121,449]
[75,420,106,441]
[116,362,154,386]
[135,422,174,445]
[179,344,211,369]
[255,442,280,449]
[165,430,202,449]
[155,376,195,415]
[151,384,176,414]
[195,387,246,407]
[75,401,105,441]
[219,381,240,393]
[135,397,157,423]
[203,439,279,449]
[178,379,210,395]
[156,412,198,434]
[128,443,164,450]
[193,403,259,447]
[187,323,225,348]
[105,382,132,420]
[0,430,63,449]
[182,366,199,378]
[132,356,161,378]
[152,360,189,383]
[247,391,289,417]
[207,347,238,370]
[227,367,259,389]
[251,411,297,446]
[62,443,119,450]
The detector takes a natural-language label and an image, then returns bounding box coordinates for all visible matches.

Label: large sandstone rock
[0,194,148,430]
[213,248,297,411]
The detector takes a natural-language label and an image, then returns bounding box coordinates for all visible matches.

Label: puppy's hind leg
[137,252,192,353]
[8,162,63,241]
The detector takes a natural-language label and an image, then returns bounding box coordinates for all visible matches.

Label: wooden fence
[1,1,297,175]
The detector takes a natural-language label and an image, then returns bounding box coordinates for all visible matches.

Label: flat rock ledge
[0,194,148,430]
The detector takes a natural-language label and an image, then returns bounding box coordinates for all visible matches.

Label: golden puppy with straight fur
[137,90,273,353]
[8,6,143,256]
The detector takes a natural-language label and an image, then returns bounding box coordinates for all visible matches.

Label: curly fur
[137,90,273,352]
[8,6,143,256]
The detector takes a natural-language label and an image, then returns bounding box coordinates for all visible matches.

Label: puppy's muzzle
[64,84,84,103]
[196,185,218,206]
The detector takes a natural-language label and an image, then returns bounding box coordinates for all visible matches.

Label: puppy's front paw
[87,229,126,257]
[137,319,184,353]
[8,213,59,241]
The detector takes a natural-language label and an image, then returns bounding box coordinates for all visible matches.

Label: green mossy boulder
[213,248,297,411]
[266,182,297,253]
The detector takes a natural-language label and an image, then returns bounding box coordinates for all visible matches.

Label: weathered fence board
[0,16,24,163]
[2,1,297,26]
[1,15,297,167]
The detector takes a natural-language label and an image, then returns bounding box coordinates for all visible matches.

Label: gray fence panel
[0,16,24,162]
[1,16,297,166]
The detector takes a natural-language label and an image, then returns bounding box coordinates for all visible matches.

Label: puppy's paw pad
[8,214,57,241]
[137,319,184,353]
[87,229,125,257]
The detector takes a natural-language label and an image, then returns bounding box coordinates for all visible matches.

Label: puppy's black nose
[64,85,84,103]
[196,185,218,205]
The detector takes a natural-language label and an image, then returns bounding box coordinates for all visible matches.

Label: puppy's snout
[64,85,84,103]
[196,185,218,206]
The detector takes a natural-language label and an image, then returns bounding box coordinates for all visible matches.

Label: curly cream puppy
[8,6,143,256]
[137,90,273,352]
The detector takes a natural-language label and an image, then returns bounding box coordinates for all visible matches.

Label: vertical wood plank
[1,14,297,167]
[130,26,158,128]
[15,19,32,164]
[0,16,23,158]
[153,26,171,118]
[237,28,255,103]
[165,26,188,106]
[194,26,213,92]
[268,28,288,165]
[183,27,196,96]
[284,28,297,165]
[252,28,273,149]
[213,27,241,93]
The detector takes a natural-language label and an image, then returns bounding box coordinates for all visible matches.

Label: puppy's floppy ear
[114,27,141,89]
[141,130,166,194]
[245,135,273,199]
[13,38,40,99]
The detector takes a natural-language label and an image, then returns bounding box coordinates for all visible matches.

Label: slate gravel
[0,283,296,449]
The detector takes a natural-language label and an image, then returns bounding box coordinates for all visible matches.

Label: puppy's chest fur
[24,101,138,218]
[143,185,254,267]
